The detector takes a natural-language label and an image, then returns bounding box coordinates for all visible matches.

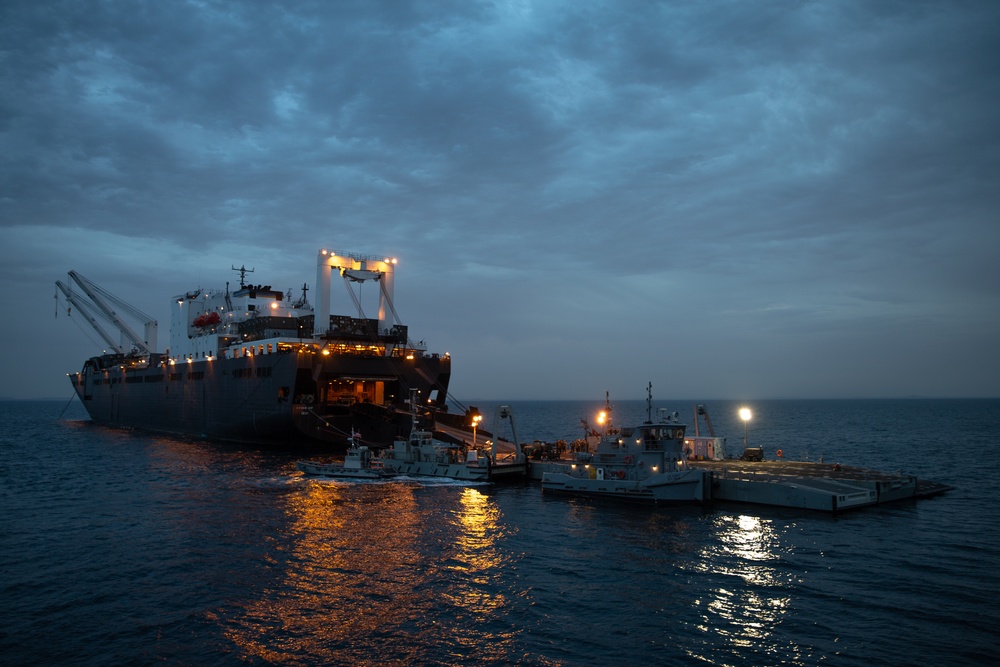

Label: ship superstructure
[58,249,451,448]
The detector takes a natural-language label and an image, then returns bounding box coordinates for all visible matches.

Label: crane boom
[64,270,158,355]
[55,280,126,354]
[493,405,526,464]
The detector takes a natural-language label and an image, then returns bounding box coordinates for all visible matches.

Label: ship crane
[55,281,127,354]
[339,269,404,329]
[492,406,526,465]
[340,269,377,323]
[60,270,158,356]
[315,249,398,337]
[693,404,716,437]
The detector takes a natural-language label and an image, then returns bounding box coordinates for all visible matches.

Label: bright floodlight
[472,414,482,448]
[739,407,752,449]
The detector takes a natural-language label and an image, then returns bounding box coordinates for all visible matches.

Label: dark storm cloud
[2,0,998,399]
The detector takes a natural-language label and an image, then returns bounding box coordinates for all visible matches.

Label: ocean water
[2,397,998,666]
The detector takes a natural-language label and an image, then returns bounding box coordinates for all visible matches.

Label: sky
[2,0,998,402]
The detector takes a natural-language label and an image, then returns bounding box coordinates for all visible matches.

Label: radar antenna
[232,264,255,288]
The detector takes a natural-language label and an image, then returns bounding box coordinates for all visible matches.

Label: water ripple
[2,399,999,666]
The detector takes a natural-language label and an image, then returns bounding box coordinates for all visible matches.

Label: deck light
[472,414,482,448]
[739,407,752,449]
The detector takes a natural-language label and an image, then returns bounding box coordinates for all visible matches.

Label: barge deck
[693,460,951,512]
[526,458,952,512]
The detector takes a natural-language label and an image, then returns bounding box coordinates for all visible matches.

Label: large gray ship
[57,249,452,449]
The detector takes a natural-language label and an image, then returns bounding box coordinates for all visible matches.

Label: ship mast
[232,264,254,288]
[645,382,653,424]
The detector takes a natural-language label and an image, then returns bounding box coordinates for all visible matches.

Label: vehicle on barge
[57,249,451,449]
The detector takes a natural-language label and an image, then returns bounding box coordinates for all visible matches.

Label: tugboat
[56,249,451,449]
[540,384,709,504]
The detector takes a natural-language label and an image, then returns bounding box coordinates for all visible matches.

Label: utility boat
[297,438,398,479]
[541,385,709,504]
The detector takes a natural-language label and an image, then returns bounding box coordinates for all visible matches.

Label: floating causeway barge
[689,460,952,512]
[524,393,953,513]
[528,448,952,512]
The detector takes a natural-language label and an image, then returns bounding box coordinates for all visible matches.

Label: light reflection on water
[6,400,998,667]
[221,481,809,666]
[444,488,509,607]
[684,513,798,665]
[224,480,521,665]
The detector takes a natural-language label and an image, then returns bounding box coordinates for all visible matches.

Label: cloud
[2,0,998,399]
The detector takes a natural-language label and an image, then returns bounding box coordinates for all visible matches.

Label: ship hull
[381,460,491,481]
[70,349,450,449]
[540,469,708,504]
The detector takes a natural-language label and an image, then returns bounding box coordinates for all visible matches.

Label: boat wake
[293,473,488,487]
